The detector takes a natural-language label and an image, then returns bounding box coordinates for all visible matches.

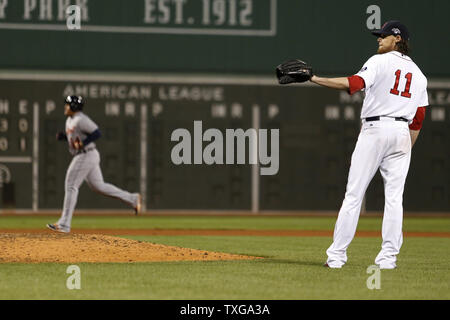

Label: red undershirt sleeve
[347,75,365,95]
[409,107,426,130]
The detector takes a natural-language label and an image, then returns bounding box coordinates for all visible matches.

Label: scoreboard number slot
[0,137,8,151]
[0,118,8,132]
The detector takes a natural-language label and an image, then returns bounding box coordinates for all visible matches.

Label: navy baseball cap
[371,20,409,40]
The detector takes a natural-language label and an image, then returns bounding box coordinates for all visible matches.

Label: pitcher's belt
[364,116,408,122]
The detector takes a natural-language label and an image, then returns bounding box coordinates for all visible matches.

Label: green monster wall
[0,75,448,211]
[0,0,448,77]
[0,1,449,212]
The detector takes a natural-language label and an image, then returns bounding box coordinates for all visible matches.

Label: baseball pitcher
[47,96,142,233]
[276,21,428,269]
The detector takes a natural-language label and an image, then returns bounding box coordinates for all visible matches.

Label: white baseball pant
[326,119,411,269]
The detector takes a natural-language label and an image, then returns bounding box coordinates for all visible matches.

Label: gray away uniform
[57,112,139,231]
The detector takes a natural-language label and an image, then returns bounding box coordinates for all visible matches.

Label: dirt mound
[0,233,259,263]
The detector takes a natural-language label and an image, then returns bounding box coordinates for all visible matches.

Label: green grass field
[0,215,449,300]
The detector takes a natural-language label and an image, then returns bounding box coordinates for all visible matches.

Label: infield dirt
[0,233,260,263]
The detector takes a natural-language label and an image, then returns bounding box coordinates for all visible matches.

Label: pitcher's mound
[0,233,260,263]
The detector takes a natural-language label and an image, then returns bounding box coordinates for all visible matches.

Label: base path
[0,233,261,264]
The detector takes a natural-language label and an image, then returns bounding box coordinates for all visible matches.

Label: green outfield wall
[0,73,449,212]
[0,0,448,77]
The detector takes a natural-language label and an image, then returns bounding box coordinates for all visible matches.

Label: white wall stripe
[0,71,448,88]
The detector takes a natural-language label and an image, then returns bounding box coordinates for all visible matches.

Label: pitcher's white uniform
[326,51,428,269]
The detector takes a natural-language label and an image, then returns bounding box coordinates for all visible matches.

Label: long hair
[396,39,410,56]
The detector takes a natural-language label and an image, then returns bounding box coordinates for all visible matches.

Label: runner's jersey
[65,112,98,155]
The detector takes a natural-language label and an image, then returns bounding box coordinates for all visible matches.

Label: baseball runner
[47,96,142,233]
[276,21,428,269]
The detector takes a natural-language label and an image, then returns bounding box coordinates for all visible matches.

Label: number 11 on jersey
[390,69,412,98]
